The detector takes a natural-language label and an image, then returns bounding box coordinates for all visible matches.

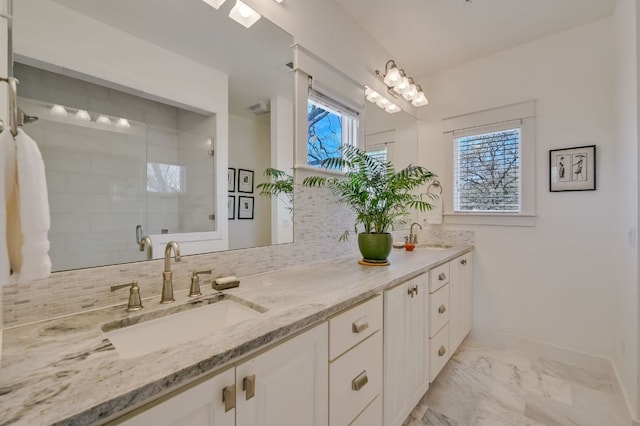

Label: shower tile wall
[14,63,213,271]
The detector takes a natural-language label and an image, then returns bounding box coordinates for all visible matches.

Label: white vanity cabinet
[118,323,328,426]
[450,252,473,351]
[383,274,429,426]
[328,295,383,426]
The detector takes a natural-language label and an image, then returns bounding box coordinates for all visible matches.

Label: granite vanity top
[0,244,472,425]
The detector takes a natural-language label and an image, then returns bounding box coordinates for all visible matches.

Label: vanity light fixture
[229,0,261,28]
[50,104,68,117]
[377,60,429,107]
[96,114,112,125]
[274,0,285,3]
[201,0,227,9]
[365,86,401,114]
[116,118,131,128]
[75,109,91,121]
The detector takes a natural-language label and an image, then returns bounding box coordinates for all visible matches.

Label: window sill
[444,213,536,227]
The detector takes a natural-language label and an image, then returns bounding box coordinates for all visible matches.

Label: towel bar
[0,76,19,138]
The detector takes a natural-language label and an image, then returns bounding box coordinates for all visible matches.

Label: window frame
[443,101,536,227]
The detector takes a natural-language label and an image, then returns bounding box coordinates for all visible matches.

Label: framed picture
[238,169,254,193]
[228,168,236,192]
[238,196,254,220]
[228,195,235,220]
[549,145,596,192]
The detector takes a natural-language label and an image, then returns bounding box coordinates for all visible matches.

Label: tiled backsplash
[2,185,473,327]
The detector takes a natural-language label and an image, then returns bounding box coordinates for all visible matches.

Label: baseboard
[469,329,638,425]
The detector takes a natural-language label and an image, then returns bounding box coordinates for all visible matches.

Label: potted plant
[303,144,436,264]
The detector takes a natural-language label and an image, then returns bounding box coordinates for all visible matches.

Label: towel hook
[0,76,19,139]
[427,180,443,195]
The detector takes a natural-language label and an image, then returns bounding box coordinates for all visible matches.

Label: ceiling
[53,0,293,119]
[336,0,617,77]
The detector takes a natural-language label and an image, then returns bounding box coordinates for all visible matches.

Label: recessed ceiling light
[75,109,91,121]
[229,0,261,28]
[50,104,68,117]
[201,0,226,9]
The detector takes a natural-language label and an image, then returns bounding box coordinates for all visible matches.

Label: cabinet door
[235,323,328,426]
[450,253,473,352]
[461,253,473,338]
[120,368,235,426]
[383,275,429,426]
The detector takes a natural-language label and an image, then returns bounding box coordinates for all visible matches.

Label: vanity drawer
[429,283,450,337]
[329,295,382,361]
[330,332,382,426]
[350,394,382,426]
[429,324,450,382]
[429,262,450,293]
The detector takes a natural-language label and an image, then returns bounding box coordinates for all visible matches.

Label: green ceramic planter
[358,233,393,262]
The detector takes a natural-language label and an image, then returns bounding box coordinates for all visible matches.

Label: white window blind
[453,128,521,212]
[366,147,387,164]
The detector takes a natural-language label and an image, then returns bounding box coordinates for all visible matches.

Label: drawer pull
[438,272,447,281]
[352,317,369,334]
[438,346,446,357]
[222,384,236,412]
[407,286,414,298]
[352,370,369,391]
[243,374,256,400]
[438,304,446,314]
[461,258,467,265]
[414,285,419,296]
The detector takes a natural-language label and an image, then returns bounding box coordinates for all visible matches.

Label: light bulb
[50,104,68,117]
[75,109,91,121]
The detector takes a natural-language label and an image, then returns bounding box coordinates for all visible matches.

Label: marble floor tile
[404,340,627,426]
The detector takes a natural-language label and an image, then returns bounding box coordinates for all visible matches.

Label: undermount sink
[102,293,265,359]
[418,244,454,250]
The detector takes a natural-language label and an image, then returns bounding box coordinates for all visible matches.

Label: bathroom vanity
[0,244,472,425]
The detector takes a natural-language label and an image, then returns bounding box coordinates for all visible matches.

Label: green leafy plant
[303,144,436,241]
[256,168,294,214]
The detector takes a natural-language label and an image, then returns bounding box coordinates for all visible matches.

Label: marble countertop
[0,244,472,425]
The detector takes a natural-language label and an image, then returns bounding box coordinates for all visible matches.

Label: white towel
[426,195,443,225]
[0,131,17,285]
[1,129,51,284]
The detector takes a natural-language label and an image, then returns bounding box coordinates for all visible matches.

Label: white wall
[418,18,620,362]
[270,96,294,245]
[613,0,640,419]
[228,114,271,250]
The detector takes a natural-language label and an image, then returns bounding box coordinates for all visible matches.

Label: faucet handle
[189,270,212,297]
[110,281,143,312]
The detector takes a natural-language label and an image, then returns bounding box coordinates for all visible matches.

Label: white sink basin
[104,295,263,359]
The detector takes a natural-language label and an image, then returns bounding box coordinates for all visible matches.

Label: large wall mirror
[12,0,294,272]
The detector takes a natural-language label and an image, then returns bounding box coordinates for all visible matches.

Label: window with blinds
[453,128,521,212]
[366,147,387,164]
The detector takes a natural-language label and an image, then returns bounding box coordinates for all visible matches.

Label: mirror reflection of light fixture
[365,86,400,114]
[116,118,131,128]
[50,104,68,117]
[96,114,112,125]
[385,104,401,114]
[75,109,91,121]
[376,59,429,108]
[229,0,261,28]
[201,0,227,9]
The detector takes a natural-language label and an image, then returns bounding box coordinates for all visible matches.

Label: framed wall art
[238,196,254,220]
[549,145,596,192]
[238,169,254,193]
[228,168,236,192]
[228,195,235,220]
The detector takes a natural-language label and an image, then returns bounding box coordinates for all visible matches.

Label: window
[443,100,536,226]
[147,163,185,193]
[454,128,521,212]
[366,146,388,164]
[307,92,358,167]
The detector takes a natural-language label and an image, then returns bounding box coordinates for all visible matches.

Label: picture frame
[549,145,596,192]
[238,169,254,193]
[228,168,236,192]
[228,195,235,220]
[238,196,254,220]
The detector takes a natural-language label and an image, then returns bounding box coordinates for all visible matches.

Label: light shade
[116,118,131,128]
[229,0,261,28]
[365,87,381,103]
[201,0,226,9]
[274,0,285,2]
[75,109,91,121]
[50,104,68,117]
[96,114,112,125]
[385,104,401,114]
[412,92,429,107]
[402,83,419,101]
[376,98,391,109]
[383,66,401,88]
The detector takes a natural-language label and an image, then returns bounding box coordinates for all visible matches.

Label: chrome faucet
[409,222,422,244]
[139,235,153,260]
[161,241,181,304]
